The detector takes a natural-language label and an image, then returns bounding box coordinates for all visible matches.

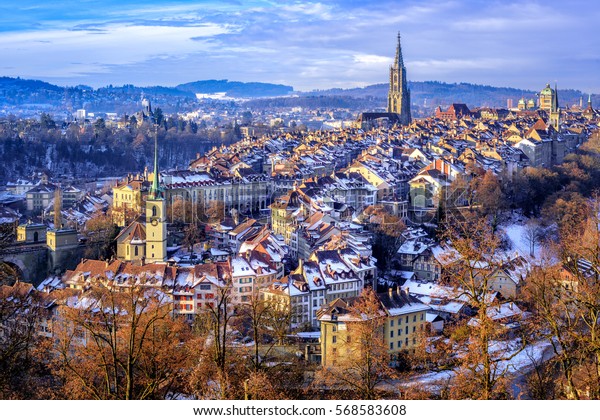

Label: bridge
[0,242,85,286]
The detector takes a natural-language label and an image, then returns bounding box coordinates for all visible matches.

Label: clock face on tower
[151,219,158,226]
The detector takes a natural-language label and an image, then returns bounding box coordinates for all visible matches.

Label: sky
[0,0,598,93]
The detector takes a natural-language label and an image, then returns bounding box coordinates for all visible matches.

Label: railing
[0,243,48,255]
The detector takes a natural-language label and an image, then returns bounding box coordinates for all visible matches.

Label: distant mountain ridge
[303,81,595,109]
[176,79,293,97]
[0,76,595,115]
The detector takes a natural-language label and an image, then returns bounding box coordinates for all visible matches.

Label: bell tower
[387,32,411,125]
[145,127,167,263]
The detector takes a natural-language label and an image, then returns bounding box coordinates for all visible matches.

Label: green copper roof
[149,127,162,199]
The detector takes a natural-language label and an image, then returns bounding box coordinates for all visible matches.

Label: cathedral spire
[553,82,559,111]
[149,125,161,200]
[395,32,404,68]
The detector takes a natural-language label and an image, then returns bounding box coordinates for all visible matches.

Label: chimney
[397,285,401,296]
[388,287,393,298]
[298,258,303,273]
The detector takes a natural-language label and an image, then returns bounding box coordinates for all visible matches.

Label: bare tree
[0,283,48,398]
[522,219,545,257]
[315,288,396,399]
[84,212,120,260]
[438,213,524,399]
[52,283,191,399]
[523,263,581,399]
[189,282,240,399]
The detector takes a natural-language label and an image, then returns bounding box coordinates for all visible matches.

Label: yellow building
[112,175,149,227]
[346,161,392,200]
[46,228,78,251]
[115,222,146,263]
[318,296,368,367]
[16,223,46,243]
[270,188,301,245]
[318,289,429,367]
[378,288,429,354]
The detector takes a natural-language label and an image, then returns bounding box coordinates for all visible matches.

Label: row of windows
[330,281,356,291]
[390,337,416,350]
[390,324,422,338]
[389,313,424,327]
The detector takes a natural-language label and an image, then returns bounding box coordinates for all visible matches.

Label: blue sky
[0,0,598,93]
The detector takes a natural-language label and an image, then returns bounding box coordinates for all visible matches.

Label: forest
[0,113,238,183]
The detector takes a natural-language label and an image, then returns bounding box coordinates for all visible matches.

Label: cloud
[0,21,234,77]
[0,0,598,93]
[353,54,390,65]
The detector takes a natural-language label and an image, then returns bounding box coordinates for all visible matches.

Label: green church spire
[149,126,162,200]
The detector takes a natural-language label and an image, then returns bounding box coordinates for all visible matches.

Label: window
[420,313,424,321]
[332,336,337,344]
[332,325,337,332]
[152,205,157,217]
[398,340,402,348]
[405,326,408,334]
[390,330,394,338]
[134,246,138,257]
[390,319,394,327]
[398,329,401,336]
[413,326,416,333]
[413,315,416,322]
[390,342,394,350]
[406,316,409,323]
[405,337,409,346]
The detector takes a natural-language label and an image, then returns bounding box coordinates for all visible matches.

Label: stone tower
[387,32,411,125]
[145,127,167,263]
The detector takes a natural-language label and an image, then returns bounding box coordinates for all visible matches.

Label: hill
[0,76,596,117]
[303,81,593,109]
[176,79,293,98]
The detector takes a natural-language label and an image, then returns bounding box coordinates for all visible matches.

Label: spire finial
[395,31,404,68]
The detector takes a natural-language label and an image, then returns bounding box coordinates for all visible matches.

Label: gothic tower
[387,32,411,125]
[145,128,167,263]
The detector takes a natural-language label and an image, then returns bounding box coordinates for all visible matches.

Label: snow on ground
[402,339,552,391]
[501,223,540,261]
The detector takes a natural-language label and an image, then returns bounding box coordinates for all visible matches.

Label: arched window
[152,205,157,217]
[134,246,138,257]
[33,232,38,242]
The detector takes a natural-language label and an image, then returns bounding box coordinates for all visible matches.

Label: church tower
[387,32,411,125]
[145,128,167,263]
